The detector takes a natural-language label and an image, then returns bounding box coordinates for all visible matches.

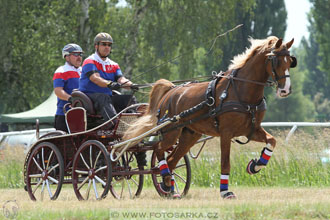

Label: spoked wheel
[72,140,111,201]
[110,151,144,199]
[151,150,191,198]
[25,142,64,201]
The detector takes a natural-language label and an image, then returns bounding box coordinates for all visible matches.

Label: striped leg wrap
[171,175,175,192]
[220,174,229,192]
[158,160,171,194]
[170,175,181,198]
[258,147,273,165]
[247,144,274,175]
[159,160,171,176]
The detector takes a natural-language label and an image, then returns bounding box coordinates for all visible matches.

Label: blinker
[290,56,297,68]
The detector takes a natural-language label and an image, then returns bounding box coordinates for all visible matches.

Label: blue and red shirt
[53,62,81,115]
[79,52,123,96]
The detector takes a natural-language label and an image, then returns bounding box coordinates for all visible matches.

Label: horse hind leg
[166,128,202,197]
[246,127,276,175]
[155,129,182,195]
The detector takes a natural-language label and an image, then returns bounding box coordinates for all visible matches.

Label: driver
[79,32,146,167]
[79,32,138,124]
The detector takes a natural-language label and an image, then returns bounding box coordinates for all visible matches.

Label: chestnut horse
[123,36,297,199]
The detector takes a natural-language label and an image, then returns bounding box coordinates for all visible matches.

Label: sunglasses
[100,42,112,47]
[70,53,83,57]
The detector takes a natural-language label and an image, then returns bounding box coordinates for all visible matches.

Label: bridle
[217,49,297,88]
[266,49,297,86]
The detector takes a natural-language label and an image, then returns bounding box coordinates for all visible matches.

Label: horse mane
[122,79,174,141]
[228,36,282,70]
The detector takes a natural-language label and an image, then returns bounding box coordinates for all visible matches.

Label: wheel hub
[42,170,48,180]
[88,169,95,179]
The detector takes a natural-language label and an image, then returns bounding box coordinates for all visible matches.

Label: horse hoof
[246,159,260,175]
[157,183,171,196]
[170,191,181,199]
[221,191,236,199]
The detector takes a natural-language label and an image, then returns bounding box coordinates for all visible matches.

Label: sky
[284,0,312,43]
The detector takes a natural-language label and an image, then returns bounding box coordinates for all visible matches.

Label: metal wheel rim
[110,152,144,199]
[151,151,191,197]
[72,140,111,201]
[26,142,64,201]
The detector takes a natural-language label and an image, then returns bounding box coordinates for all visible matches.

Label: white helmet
[62,43,83,58]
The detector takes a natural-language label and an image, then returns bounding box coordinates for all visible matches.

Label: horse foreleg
[246,127,276,175]
[220,135,236,199]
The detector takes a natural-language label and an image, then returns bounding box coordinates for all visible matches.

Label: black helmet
[62,43,83,58]
[94,32,113,45]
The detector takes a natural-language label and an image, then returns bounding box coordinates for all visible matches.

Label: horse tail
[123,79,174,141]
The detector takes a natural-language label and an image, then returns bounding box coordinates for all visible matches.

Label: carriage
[23,89,197,201]
[23,36,297,201]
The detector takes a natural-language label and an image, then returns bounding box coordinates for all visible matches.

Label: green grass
[0,146,25,188]
[189,128,330,188]
[0,128,329,189]
[11,204,329,220]
[1,187,329,220]
[1,128,329,220]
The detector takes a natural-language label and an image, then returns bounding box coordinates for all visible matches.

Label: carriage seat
[71,90,96,115]
[65,107,87,133]
[71,89,122,115]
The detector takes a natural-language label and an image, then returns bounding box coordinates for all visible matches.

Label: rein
[217,72,275,87]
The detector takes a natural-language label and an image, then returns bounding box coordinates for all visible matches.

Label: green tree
[300,2,330,121]
[310,0,330,81]
[0,0,88,114]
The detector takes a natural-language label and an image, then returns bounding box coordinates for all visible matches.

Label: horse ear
[286,38,294,49]
[275,38,283,49]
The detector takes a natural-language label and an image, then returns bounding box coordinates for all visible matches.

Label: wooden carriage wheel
[109,152,144,199]
[25,142,64,201]
[151,151,191,197]
[72,140,112,200]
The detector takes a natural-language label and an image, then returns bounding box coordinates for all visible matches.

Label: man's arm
[89,72,110,87]
[54,87,71,101]
[89,73,134,89]
[117,76,132,87]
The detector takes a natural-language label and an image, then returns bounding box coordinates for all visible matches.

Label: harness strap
[158,69,267,143]
[162,97,267,134]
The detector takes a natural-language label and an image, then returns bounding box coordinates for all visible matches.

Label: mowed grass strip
[0,187,329,219]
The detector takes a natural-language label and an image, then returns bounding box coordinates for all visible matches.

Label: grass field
[1,187,330,219]
[0,128,329,219]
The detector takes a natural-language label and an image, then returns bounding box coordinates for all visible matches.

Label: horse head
[266,38,297,98]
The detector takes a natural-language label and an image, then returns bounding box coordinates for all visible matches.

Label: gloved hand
[130,84,139,91]
[68,96,73,104]
[107,81,121,90]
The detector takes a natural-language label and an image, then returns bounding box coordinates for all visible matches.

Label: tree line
[0,0,329,122]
